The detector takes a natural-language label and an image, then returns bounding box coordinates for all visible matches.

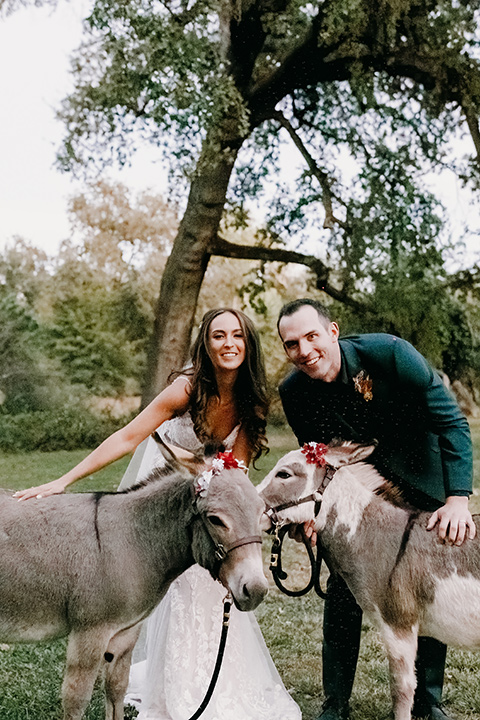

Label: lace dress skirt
[119,417,302,720]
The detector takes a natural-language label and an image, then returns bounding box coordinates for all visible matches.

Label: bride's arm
[14,378,191,500]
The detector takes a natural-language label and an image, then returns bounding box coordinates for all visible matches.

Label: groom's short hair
[277,298,332,332]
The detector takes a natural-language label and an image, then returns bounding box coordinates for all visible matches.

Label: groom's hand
[288,520,317,547]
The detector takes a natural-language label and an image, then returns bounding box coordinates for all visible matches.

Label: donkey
[0,458,268,720]
[258,441,480,720]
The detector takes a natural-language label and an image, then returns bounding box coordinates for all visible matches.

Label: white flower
[211,457,226,473]
[194,469,213,497]
[193,452,248,498]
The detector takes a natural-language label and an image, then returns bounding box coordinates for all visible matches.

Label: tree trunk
[141,142,240,405]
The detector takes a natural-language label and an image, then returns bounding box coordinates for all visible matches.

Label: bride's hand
[13,478,68,501]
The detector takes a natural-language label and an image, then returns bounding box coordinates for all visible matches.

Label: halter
[263,446,339,599]
[191,451,262,579]
[263,463,338,526]
[197,509,262,577]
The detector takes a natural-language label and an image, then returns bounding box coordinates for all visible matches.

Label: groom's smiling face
[278,306,341,382]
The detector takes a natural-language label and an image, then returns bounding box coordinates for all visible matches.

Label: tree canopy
[4,0,480,403]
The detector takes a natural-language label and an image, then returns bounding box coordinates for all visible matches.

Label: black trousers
[323,573,446,709]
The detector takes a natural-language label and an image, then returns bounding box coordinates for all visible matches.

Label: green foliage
[230,74,479,383]
[57,0,250,173]
[49,290,145,395]
[6,0,480,410]
[0,181,179,402]
[46,0,480,403]
[0,291,50,413]
[0,237,50,308]
[0,183,173,445]
[0,404,131,453]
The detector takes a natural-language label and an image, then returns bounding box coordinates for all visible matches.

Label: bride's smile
[208,311,246,371]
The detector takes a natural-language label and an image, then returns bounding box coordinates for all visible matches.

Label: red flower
[214,451,247,471]
[301,442,328,467]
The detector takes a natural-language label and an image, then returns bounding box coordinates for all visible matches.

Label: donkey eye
[276,470,292,479]
[207,515,227,528]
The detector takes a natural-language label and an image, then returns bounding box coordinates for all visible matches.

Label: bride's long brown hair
[179,308,269,462]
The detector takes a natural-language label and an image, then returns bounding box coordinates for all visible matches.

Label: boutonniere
[353,370,373,402]
[193,451,247,497]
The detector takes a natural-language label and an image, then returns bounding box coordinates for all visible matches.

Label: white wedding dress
[117,412,302,720]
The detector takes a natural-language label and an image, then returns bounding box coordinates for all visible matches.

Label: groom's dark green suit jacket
[279,333,473,506]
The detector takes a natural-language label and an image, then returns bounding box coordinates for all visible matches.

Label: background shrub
[0,405,132,452]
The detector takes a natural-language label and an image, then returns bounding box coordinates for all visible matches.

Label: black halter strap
[264,462,338,525]
[191,486,262,578]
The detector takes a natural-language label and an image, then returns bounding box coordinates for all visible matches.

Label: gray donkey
[258,441,480,720]
[0,459,268,720]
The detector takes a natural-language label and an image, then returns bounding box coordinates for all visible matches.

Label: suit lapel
[339,338,364,383]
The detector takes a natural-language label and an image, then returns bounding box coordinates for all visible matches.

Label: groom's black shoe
[412,702,453,720]
[315,698,350,720]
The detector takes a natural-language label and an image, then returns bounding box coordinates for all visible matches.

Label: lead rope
[186,591,232,720]
[267,462,339,599]
[270,524,328,599]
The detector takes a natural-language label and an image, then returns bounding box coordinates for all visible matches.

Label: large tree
[5,0,480,402]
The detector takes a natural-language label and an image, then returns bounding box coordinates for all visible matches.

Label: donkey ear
[152,432,203,475]
[324,440,377,467]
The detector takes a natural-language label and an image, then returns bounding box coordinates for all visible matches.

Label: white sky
[0,1,168,255]
[0,2,478,265]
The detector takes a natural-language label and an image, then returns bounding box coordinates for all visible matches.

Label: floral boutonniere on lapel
[353,370,373,402]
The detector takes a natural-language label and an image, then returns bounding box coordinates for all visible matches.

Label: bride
[15,307,302,720]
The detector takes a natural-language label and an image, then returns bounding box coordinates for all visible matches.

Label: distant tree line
[1,179,479,450]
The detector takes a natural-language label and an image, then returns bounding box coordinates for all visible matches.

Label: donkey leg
[62,627,111,720]
[381,623,418,720]
[104,624,142,720]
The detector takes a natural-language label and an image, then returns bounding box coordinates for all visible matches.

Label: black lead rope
[187,592,232,720]
[270,524,328,599]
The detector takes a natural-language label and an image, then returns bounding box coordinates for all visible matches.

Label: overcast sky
[0,2,478,265]
[0,1,168,255]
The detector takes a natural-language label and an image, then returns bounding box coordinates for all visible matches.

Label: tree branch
[225,0,290,92]
[210,235,371,313]
[462,103,480,166]
[247,15,348,125]
[226,4,267,89]
[248,28,478,130]
[272,109,348,231]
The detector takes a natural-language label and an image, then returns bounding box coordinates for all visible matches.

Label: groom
[277,298,475,720]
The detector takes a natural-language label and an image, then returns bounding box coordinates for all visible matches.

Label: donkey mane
[348,462,408,509]
[119,462,185,494]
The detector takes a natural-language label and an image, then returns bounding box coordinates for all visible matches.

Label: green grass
[0,450,131,495]
[1,421,480,719]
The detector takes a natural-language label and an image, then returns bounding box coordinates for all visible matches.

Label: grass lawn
[1,420,480,719]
